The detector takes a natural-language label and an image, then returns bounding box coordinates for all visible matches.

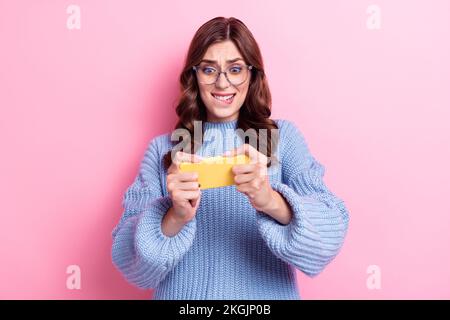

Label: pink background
[1,0,449,299]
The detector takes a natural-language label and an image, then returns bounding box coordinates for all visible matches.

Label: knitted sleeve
[255,120,350,277]
[111,136,197,289]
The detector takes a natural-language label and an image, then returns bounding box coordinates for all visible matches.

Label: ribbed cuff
[255,180,349,276]
[255,182,303,254]
[135,196,197,271]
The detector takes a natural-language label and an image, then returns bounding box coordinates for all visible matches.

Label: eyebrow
[199,58,244,64]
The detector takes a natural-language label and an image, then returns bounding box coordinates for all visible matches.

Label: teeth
[213,94,234,101]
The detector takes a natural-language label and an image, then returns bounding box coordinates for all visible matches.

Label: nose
[215,72,230,89]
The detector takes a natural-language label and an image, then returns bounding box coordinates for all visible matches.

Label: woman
[111,17,349,300]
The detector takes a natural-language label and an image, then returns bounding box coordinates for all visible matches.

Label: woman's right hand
[165,151,203,224]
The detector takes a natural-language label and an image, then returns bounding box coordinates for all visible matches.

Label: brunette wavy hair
[162,16,279,170]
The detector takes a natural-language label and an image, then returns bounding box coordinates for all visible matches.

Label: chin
[206,106,238,121]
[202,93,244,121]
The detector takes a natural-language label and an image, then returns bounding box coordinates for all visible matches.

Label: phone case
[179,154,251,190]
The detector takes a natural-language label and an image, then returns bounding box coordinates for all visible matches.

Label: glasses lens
[197,64,217,84]
[196,63,249,85]
[226,64,248,85]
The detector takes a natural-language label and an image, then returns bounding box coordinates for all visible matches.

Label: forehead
[202,40,243,61]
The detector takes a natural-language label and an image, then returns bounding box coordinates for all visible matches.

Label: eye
[229,65,243,73]
[201,66,216,74]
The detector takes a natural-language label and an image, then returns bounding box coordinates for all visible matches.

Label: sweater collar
[203,118,238,131]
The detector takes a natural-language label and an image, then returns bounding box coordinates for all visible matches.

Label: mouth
[211,92,236,105]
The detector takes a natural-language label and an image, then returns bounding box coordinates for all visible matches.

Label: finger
[190,190,202,208]
[191,154,204,162]
[233,162,267,177]
[232,164,256,175]
[223,144,247,157]
[173,190,201,201]
[177,181,201,191]
[178,171,199,181]
[177,151,203,164]
[235,182,255,197]
[234,171,257,184]
[170,172,199,182]
[224,144,267,165]
[173,151,204,165]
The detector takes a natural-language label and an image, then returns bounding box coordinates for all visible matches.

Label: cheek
[237,85,250,102]
[199,86,209,98]
[199,87,213,104]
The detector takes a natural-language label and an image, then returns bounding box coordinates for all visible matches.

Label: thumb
[224,144,244,157]
[190,190,202,208]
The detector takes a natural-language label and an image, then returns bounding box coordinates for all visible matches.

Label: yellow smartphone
[179,154,251,190]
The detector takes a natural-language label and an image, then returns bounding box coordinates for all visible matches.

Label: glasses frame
[192,63,254,86]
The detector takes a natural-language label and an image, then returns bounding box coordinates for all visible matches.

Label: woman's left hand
[223,144,275,212]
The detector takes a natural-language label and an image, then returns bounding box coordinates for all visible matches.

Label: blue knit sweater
[111,118,349,300]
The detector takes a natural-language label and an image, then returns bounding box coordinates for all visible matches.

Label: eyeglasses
[192,62,253,86]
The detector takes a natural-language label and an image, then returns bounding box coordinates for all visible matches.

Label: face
[196,40,251,122]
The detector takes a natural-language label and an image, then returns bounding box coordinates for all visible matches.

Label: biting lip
[211,92,236,97]
[211,92,236,104]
